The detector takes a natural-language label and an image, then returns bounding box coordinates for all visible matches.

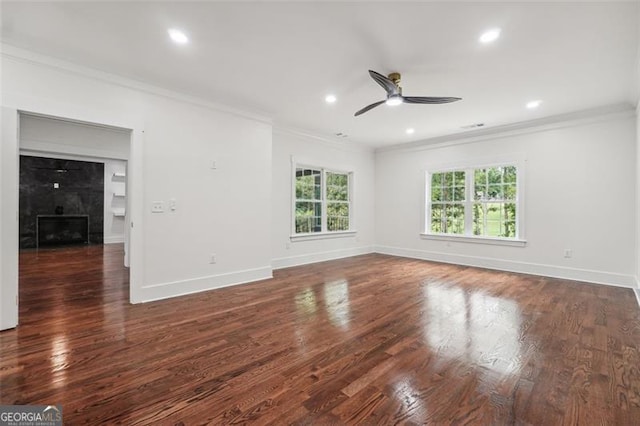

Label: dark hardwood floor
[1,244,639,424]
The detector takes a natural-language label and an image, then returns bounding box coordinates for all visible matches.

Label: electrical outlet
[151,201,164,213]
[564,249,573,258]
[209,253,217,264]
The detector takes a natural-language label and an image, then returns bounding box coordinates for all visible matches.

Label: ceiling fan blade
[354,100,386,116]
[369,70,399,96]
[402,96,462,104]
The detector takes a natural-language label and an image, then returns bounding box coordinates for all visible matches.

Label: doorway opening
[17,112,133,324]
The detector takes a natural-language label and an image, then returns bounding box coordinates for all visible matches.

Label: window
[472,166,517,238]
[294,167,351,235]
[426,164,522,242]
[295,168,322,233]
[430,170,466,235]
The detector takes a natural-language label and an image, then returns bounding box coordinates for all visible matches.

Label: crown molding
[377,103,636,155]
[3,43,634,151]
[273,124,374,154]
[1,43,273,125]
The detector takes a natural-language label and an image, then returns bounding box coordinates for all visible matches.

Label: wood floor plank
[1,244,639,424]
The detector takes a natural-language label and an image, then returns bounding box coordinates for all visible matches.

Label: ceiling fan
[354,70,461,116]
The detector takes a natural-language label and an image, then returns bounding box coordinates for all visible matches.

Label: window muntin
[427,165,519,239]
[430,170,465,235]
[295,168,322,233]
[294,167,351,234]
[473,166,517,238]
[326,172,350,231]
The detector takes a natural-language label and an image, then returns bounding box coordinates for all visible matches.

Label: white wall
[376,111,637,287]
[634,3,640,303]
[0,108,19,330]
[104,159,127,244]
[636,104,640,304]
[1,47,273,312]
[271,129,375,268]
[636,99,640,299]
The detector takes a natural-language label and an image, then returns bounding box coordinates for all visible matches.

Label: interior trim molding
[290,230,357,242]
[377,103,635,154]
[272,245,374,270]
[1,43,272,125]
[20,140,129,161]
[138,266,273,303]
[634,289,640,309]
[103,236,125,244]
[374,245,637,289]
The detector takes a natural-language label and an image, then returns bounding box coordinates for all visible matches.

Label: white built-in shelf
[113,172,126,178]
[113,190,126,197]
[112,208,126,217]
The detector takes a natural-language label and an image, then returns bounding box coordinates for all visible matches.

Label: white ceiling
[1,2,638,147]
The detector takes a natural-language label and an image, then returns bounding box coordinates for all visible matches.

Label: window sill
[420,233,527,247]
[291,230,357,242]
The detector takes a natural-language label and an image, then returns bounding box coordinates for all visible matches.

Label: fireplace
[19,156,104,249]
[37,215,89,247]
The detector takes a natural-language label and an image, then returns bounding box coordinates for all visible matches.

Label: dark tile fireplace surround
[19,156,104,249]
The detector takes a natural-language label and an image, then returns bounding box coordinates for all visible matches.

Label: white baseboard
[103,235,124,244]
[272,245,374,270]
[374,245,637,289]
[133,246,639,305]
[137,266,273,303]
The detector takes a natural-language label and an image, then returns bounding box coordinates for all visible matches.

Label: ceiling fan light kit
[385,96,403,106]
[355,70,461,116]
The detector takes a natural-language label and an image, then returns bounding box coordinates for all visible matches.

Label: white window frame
[291,161,355,242]
[421,157,526,247]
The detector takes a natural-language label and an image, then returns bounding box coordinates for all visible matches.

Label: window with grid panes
[294,167,351,234]
[427,165,519,239]
[472,166,517,238]
[430,170,466,235]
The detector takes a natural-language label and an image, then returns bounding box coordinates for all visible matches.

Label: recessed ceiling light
[325,94,337,104]
[479,28,501,44]
[406,128,415,134]
[526,100,542,109]
[168,28,189,45]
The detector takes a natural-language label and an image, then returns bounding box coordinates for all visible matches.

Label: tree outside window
[295,167,351,234]
[427,165,518,239]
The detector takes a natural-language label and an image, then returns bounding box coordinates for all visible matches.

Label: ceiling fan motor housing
[387,72,402,87]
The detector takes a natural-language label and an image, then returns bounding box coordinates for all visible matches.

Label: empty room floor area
[1,246,639,424]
